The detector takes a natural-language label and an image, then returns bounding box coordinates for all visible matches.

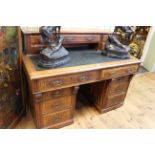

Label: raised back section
[21,27,111,54]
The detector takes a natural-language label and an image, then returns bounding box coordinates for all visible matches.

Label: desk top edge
[22,54,141,80]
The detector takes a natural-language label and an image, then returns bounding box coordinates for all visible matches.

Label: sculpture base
[102,51,130,59]
[38,55,70,68]
[38,46,70,68]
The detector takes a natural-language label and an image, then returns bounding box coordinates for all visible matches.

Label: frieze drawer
[35,71,99,92]
[37,75,72,92]
[101,65,138,79]
[73,71,99,84]
[42,109,73,128]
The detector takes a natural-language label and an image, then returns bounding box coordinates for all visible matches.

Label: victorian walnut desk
[21,27,141,129]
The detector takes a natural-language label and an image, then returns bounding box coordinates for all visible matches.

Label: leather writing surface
[29,49,125,71]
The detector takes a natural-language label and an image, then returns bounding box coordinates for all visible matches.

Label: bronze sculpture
[38,26,70,68]
[115,26,134,45]
[103,27,132,59]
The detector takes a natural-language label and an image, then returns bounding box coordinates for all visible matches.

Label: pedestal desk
[21,27,141,129]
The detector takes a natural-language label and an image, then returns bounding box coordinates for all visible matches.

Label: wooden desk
[22,51,140,129]
[21,27,140,129]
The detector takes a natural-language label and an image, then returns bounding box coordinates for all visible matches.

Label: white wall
[142,27,155,72]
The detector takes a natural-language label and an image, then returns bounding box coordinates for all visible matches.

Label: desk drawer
[36,71,98,92]
[73,71,99,84]
[108,76,131,96]
[43,88,72,100]
[109,83,129,96]
[42,109,73,128]
[105,94,125,108]
[38,75,72,91]
[41,97,73,114]
[101,65,138,79]
[110,76,130,85]
[24,34,47,54]
[63,34,100,44]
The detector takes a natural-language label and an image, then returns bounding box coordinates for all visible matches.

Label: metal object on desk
[103,34,130,59]
[38,26,70,68]
[115,26,134,45]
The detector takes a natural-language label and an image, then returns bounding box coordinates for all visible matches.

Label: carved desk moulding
[38,26,70,68]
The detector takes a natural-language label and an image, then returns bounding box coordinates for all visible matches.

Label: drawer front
[110,76,131,85]
[105,94,125,108]
[37,71,99,92]
[101,65,138,79]
[29,34,41,45]
[109,83,129,96]
[41,97,73,114]
[43,88,72,101]
[108,76,131,96]
[73,71,99,84]
[63,34,100,44]
[42,109,73,127]
[38,75,72,92]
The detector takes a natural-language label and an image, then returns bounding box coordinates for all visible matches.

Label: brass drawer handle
[52,115,61,124]
[52,90,62,98]
[79,75,89,81]
[51,102,61,109]
[110,71,116,78]
[65,36,74,41]
[86,36,95,41]
[114,78,122,82]
[51,79,63,86]
[113,87,122,91]
[127,68,133,74]
[113,87,126,92]
[34,93,42,103]
[111,71,116,75]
